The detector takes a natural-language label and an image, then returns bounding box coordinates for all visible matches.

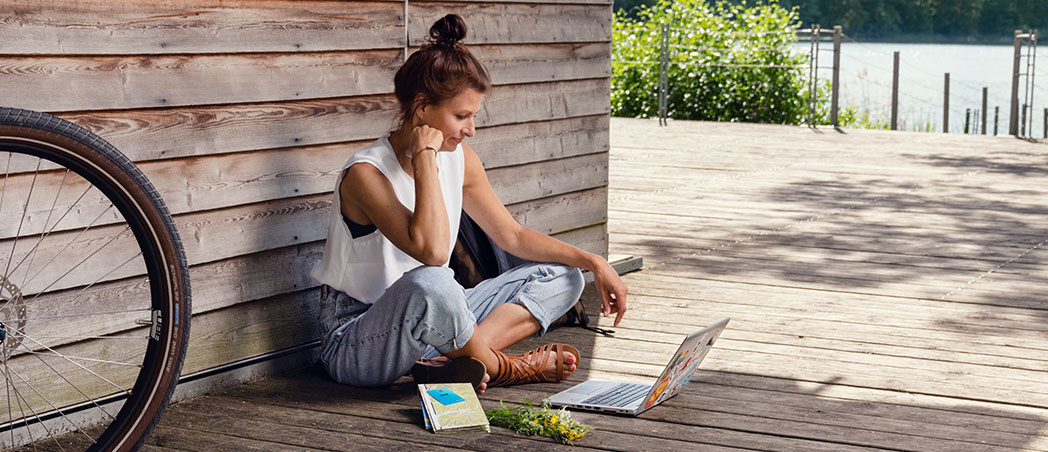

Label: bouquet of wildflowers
[485,399,592,444]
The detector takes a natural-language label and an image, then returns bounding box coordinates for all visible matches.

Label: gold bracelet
[416,146,437,157]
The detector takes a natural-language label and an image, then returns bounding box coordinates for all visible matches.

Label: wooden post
[658,23,668,127]
[943,72,950,133]
[994,106,999,135]
[1044,108,1047,138]
[891,51,899,130]
[964,108,970,134]
[1021,104,1028,136]
[1010,30,1022,135]
[831,25,842,127]
[981,87,988,134]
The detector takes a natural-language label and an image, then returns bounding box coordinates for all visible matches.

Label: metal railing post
[806,25,820,127]
[1010,30,1022,135]
[891,51,899,130]
[981,87,988,134]
[831,25,841,127]
[994,106,999,135]
[658,23,669,126]
[1022,104,1028,136]
[1029,31,1038,135]
[943,73,950,133]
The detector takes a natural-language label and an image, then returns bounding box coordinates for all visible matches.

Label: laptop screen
[638,318,729,412]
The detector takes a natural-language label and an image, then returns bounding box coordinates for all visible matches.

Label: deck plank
[26,119,1048,450]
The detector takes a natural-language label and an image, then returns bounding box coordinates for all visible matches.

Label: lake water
[794,41,1047,136]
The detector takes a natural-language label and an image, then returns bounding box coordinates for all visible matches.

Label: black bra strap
[343,215,377,239]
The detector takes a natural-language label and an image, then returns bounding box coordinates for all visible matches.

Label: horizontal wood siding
[0,0,611,394]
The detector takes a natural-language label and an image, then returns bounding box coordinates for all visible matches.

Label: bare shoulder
[461,141,488,180]
[342,161,379,190]
[340,161,397,207]
[461,141,481,163]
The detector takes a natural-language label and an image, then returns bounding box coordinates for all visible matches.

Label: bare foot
[547,350,577,380]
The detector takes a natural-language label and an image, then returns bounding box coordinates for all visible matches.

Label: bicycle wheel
[0,107,191,451]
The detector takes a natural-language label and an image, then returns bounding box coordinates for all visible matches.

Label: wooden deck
[71,119,1048,450]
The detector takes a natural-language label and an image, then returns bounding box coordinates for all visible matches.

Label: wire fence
[612,24,1043,137]
[613,24,838,127]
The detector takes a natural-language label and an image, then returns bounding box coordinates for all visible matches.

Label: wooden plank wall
[0,0,611,387]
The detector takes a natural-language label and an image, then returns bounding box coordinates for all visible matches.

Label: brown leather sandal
[488,344,581,387]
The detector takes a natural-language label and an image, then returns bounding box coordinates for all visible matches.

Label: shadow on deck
[28,119,1048,451]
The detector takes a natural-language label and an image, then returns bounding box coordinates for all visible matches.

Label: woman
[310,14,627,393]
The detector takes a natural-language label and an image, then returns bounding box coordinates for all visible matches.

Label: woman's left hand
[591,259,628,327]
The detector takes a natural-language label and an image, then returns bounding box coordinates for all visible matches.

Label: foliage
[838,107,889,130]
[485,399,592,445]
[730,0,1048,42]
[614,0,656,19]
[612,0,816,124]
[618,1,1048,41]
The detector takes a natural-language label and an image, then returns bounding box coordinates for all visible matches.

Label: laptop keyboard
[580,382,650,408]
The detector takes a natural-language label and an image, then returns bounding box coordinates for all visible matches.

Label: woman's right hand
[408,124,445,161]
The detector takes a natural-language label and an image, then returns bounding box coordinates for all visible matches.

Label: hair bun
[428,14,467,48]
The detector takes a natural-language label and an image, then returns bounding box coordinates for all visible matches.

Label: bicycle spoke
[0,153,10,235]
[5,357,15,447]
[5,307,150,323]
[56,251,143,311]
[18,335,147,341]
[0,171,79,315]
[3,361,66,452]
[1,158,40,284]
[4,366,95,444]
[2,108,190,452]
[27,225,130,302]
[0,182,97,317]
[3,182,95,277]
[19,334,135,394]
[6,349,140,368]
[15,204,114,294]
[24,343,116,422]
[20,169,70,289]
[7,252,146,342]
[4,362,39,451]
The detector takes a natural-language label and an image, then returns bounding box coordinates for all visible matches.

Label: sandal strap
[489,344,570,387]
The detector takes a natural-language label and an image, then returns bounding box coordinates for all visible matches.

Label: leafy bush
[612,0,818,124]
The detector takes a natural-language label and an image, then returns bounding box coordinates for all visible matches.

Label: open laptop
[546,317,730,416]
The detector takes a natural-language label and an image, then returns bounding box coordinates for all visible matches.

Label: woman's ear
[412,94,430,123]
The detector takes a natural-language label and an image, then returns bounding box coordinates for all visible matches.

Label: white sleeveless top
[310,133,464,304]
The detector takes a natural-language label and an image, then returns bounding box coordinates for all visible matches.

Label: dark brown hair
[393,14,491,126]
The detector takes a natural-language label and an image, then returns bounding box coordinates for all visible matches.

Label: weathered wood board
[1,1,611,446]
[95,118,1048,451]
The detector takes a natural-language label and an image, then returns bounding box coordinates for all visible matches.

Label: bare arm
[341,126,450,265]
[461,143,628,326]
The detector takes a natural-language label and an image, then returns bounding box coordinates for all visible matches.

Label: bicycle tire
[0,107,190,452]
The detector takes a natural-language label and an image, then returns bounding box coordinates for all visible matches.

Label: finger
[613,291,627,327]
[614,303,626,327]
[598,287,612,316]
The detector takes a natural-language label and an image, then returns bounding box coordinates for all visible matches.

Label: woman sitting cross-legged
[309,14,628,393]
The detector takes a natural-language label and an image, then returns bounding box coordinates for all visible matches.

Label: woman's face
[416,88,483,151]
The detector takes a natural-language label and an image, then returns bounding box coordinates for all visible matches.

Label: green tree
[612,0,813,124]
[731,0,1048,41]
[614,0,658,18]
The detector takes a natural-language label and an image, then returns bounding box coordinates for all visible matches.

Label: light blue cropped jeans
[319,263,585,386]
